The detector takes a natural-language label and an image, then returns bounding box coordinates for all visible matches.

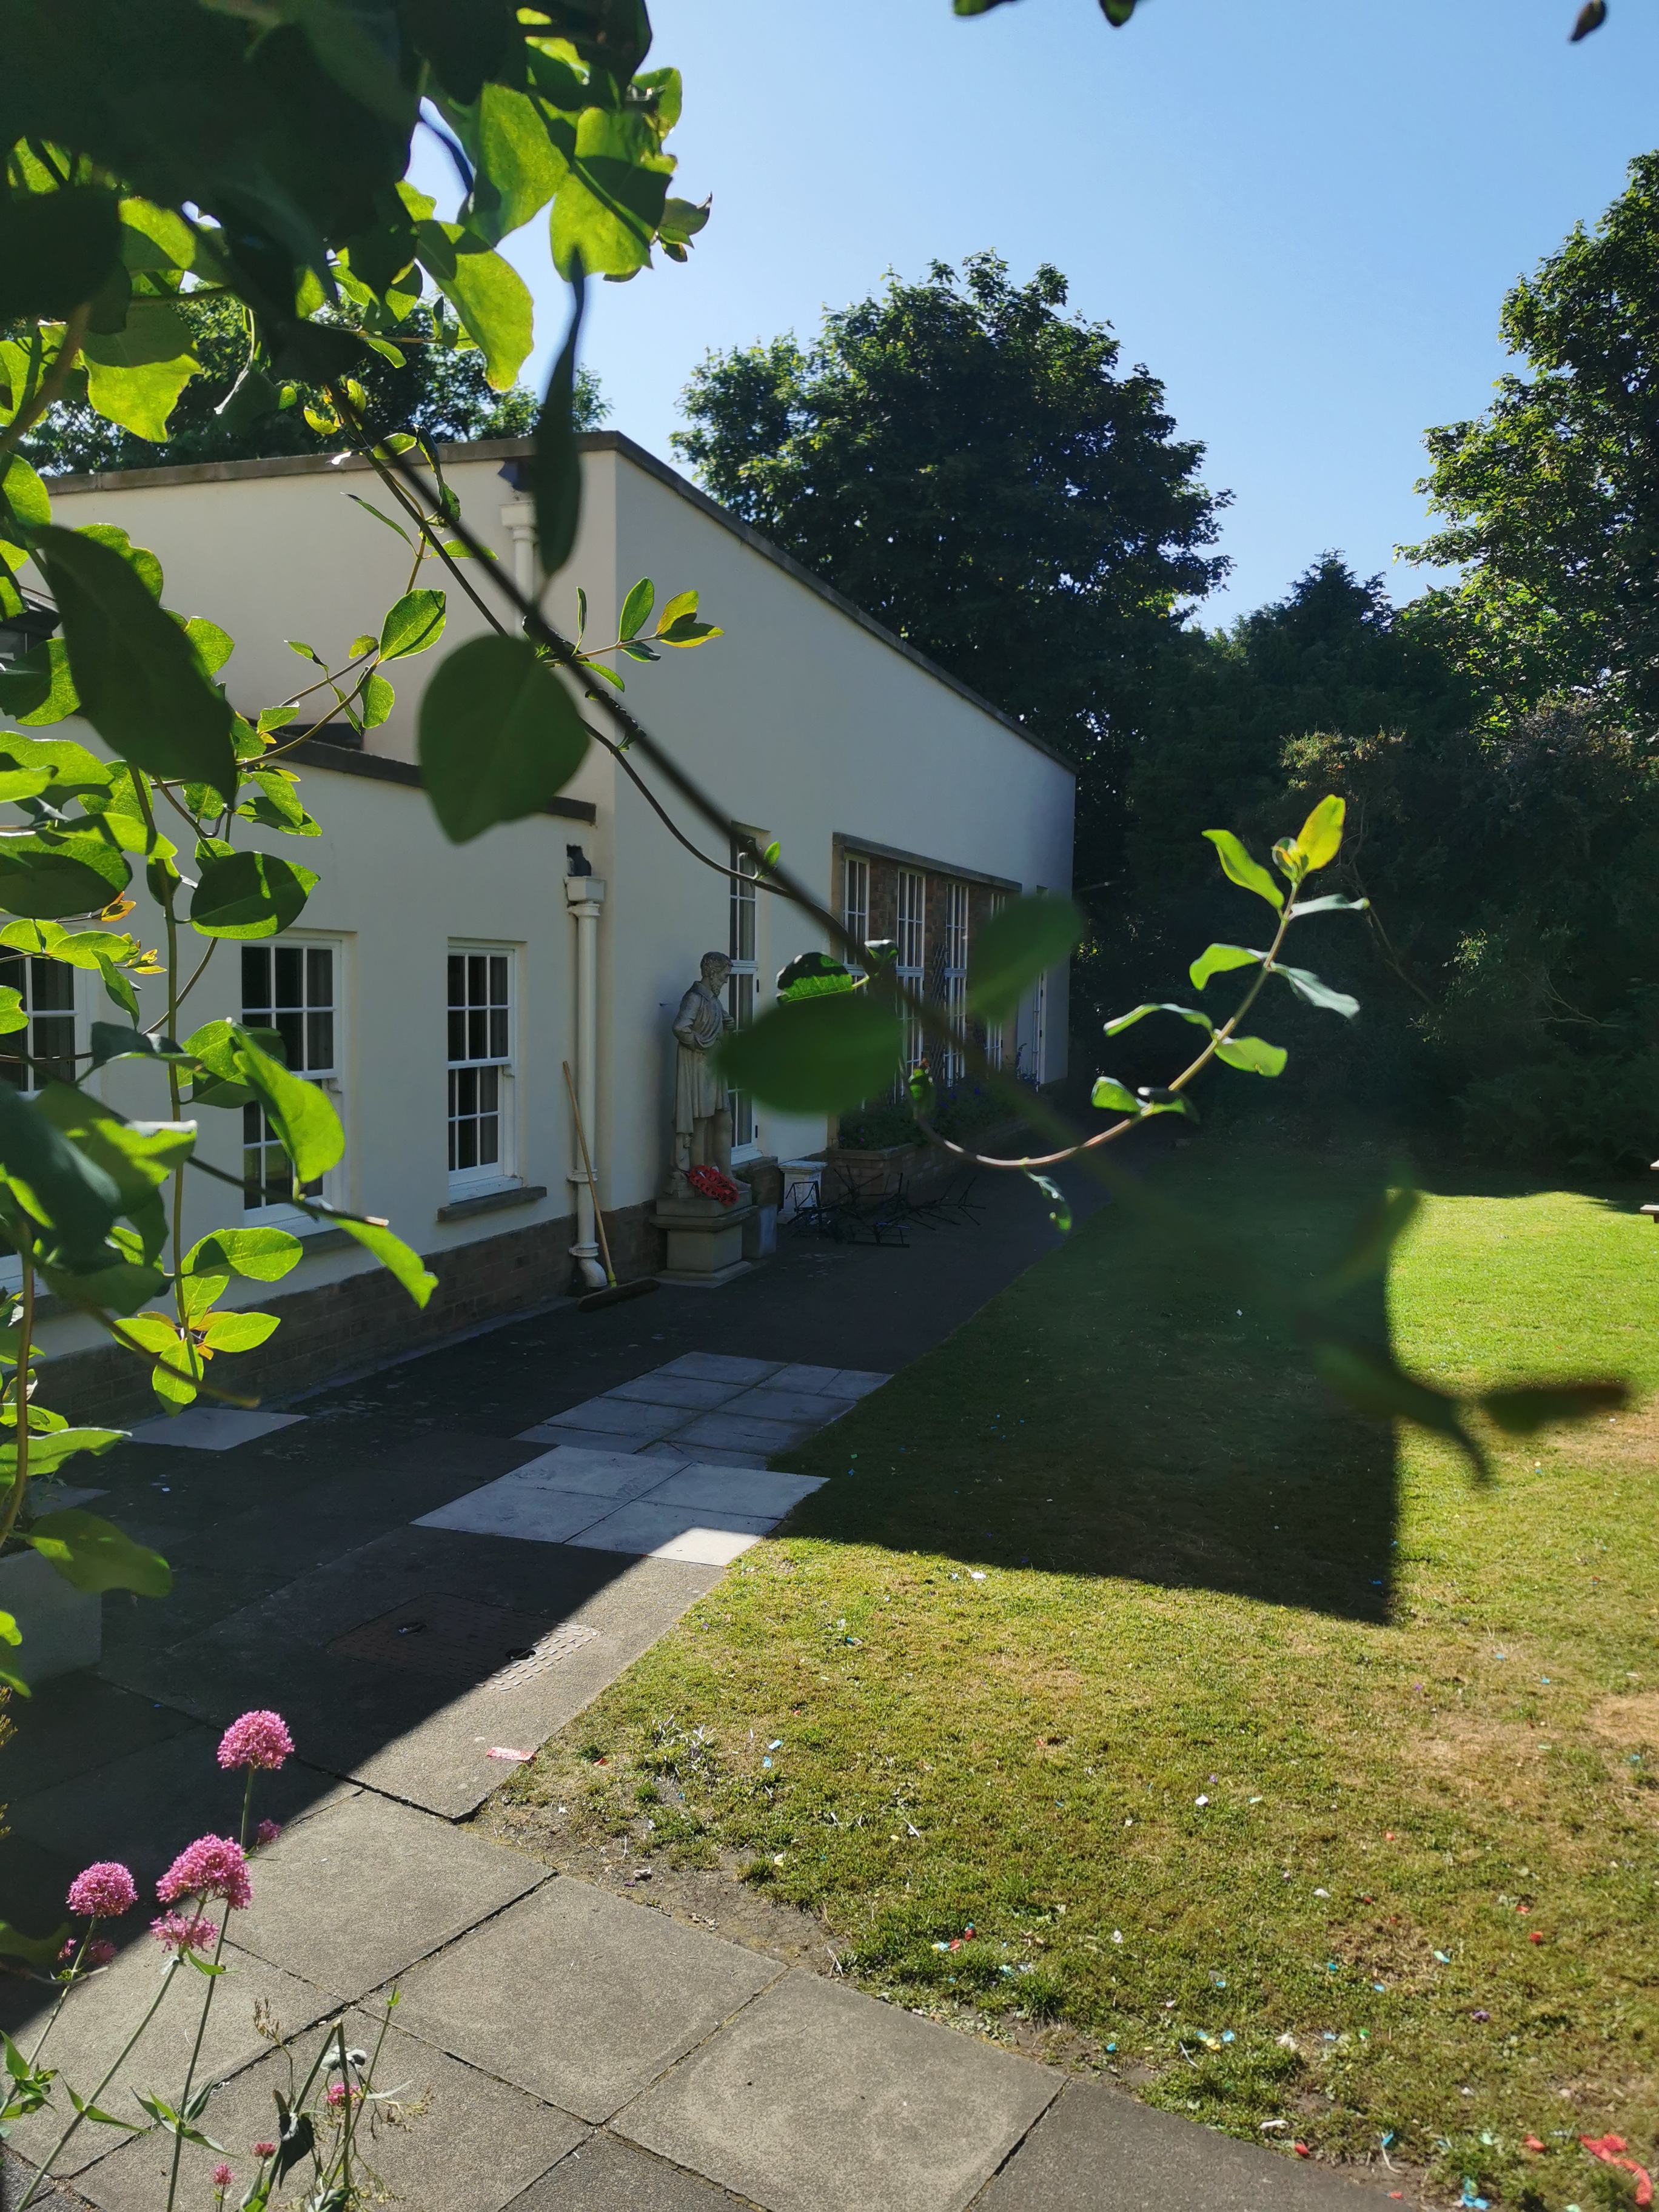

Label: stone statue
[671,950,733,1185]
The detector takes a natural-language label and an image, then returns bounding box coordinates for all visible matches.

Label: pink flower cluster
[66,1862,136,1921]
[212,2162,234,2190]
[157,1834,250,1911]
[255,1819,283,1848]
[57,1937,115,1968]
[150,1911,220,1956]
[252,2142,277,2161]
[216,1711,293,1773]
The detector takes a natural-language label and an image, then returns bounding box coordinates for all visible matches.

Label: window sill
[437,1182,547,1224]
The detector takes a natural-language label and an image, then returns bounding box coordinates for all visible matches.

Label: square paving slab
[515,1424,671,1456]
[975,2077,1398,2211]
[566,1501,772,1565]
[394,1879,777,2124]
[720,1386,854,1426]
[128,1408,304,1451]
[509,2134,752,2210]
[511,1449,674,1502]
[673,1411,813,1454]
[76,2013,585,2212]
[604,1375,742,1411]
[546,1400,685,1442]
[232,1790,543,1997]
[643,1467,826,1518]
[657,1354,780,1386]
[617,1971,1055,2212]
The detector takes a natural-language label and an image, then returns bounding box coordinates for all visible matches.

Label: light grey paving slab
[509,2134,749,2210]
[394,1879,779,2125]
[233,1790,543,1997]
[673,1412,814,1455]
[0,1940,334,2177]
[128,1407,304,1450]
[78,2013,585,2212]
[825,1369,891,1398]
[644,1466,826,1518]
[604,1374,743,1412]
[618,1971,1055,2212]
[415,1483,607,1544]
[765,1364,846,1395]
[546,1399,685,1442]
[515,1449,675,1502]
[516,1424,648,1455]
[634,1441,708,1466]
[657,1354,781,1386]
[976,2077,1398,2212]
[721,1385,852,1426]
[568,1501,771,1566]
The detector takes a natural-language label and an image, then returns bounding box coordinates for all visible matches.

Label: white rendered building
[7,435,1074,1417]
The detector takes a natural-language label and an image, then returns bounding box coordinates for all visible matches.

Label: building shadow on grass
[777,1148,1406,1624]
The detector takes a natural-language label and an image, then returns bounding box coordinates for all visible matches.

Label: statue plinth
[652,1190,754,1288]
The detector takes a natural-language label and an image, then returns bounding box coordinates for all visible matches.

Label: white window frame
[447,942,518,1196]
[842,853,870,974]
[241,936,347,1232]
[942,880,969,1085]
[984,890,1007,1068]
[896,866,926,1076]
[726,837,760,1160]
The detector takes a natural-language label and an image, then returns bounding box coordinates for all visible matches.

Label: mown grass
[495,1144,1659,2209]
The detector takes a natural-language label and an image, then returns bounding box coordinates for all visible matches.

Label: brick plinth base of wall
[41,1199,669,1430]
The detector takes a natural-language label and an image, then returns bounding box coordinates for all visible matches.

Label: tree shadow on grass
[780,1147,1402,1623]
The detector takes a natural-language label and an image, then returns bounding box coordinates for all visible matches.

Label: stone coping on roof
[45,432,1073,779]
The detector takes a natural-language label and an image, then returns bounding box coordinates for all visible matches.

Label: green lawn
[492,1145,1659,2210]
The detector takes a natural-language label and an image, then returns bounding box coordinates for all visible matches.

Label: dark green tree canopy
[672,254,1228,794]
[1406,151,1659,739]
[20,297,608,475]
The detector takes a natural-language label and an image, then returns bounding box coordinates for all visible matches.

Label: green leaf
[88,1022,186,1072]
[0,188,122,320]
[532,266,587,577]
[32,528,235,798]
[1273,965,1360,1019]
[1290,893,1369,917]
[776,951,854,1002]
[1188,943,1266,992]
[418,635,589,844]
[1025,1172,1071,1235]
[0,640,78,725]
[41,1256,167,1315]
[199,1310,279,1353]
[550,110,672,281]
[619,578,654,641]
[966,895,1084,1024]
[1480,1379,1629,1435]
[418,226,533,389]
[378,589,446,661]
[236,769,319,837]
[189,851,318,939]
[0,455,50,538]
[181,617,233,677]
[73,525,163,600]
[231,1030,343,1184]
[330,1216,436,1307]
[30,1087,193,1222]
[184,1227,303,1284]
[655,588,698,634]
[6,1432,126,1489]
[466,83,567,243]
[1292,795,1346,873]
[719,993,904,1113]
[0,1612,17,1649]
[0,1922,71,1966]
[66,2086,144,2130]
[1101,1002,1212,1037]
[1090,1076,1141,1114]
[1213,1034,1287,1076]
[0,1084,122,1264]
[908,1063,936,1118]
[0,736,109,797]
[1202,830,1284,911]
[0,990,22,1035]
[0,830,129,919]
[82,301,198,443]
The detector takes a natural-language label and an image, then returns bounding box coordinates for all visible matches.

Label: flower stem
[18,1957,182,2208]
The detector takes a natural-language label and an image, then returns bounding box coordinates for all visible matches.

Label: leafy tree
[1405,152,1659,739]
[672,253,1228,877]
[19,297,608,475]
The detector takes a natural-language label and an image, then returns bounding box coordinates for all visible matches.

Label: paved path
[1,1165,1413,2209]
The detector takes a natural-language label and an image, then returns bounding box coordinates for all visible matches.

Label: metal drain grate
[327,1594,598,1689]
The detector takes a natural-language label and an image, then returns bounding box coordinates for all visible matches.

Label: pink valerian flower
[326,2083,354,2110]
[212,2163,234,2190]
[254,1819,283,1848]
[156,1835,251,1911]
[216,1711,293,1773]
[66,1861,137,1920]
[84,1938,115,1968]
[252,2143,277,2161]
[150,1911,220,1956]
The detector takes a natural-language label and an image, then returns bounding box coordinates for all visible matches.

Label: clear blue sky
[411,1,1658,624]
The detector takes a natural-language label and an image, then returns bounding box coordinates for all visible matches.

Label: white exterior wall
[17,436,1071,1350]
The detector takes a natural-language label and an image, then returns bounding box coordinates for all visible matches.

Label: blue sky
[410,1,1658,624]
